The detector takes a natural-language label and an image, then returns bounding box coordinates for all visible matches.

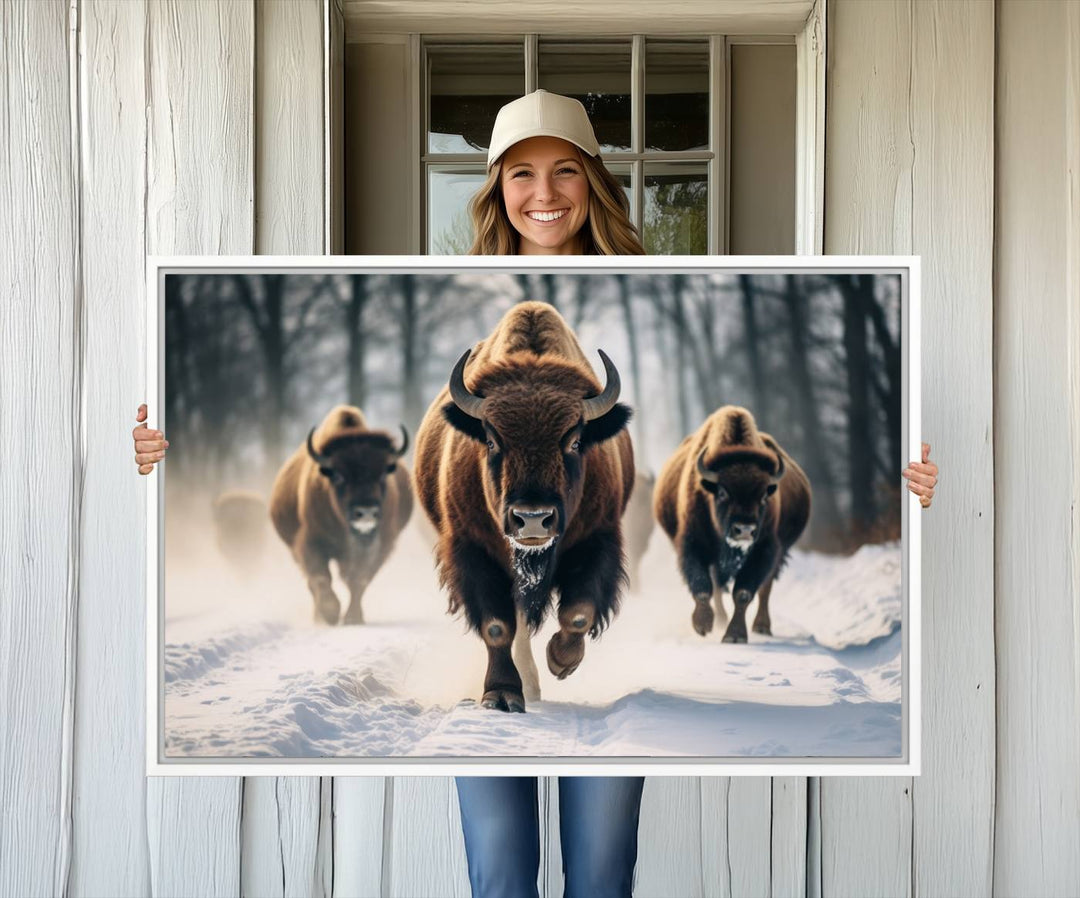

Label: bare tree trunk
[616,277,648,468]
[739,274,771,426]
[399,275,423,430]
[233,273,287,476]
[541,273,558,310]
[671,274,693,436]
[842,275,875,536]
[346,273,369,409]
[261,275,286,465]
[783,275,842,540]
[865,281,902,476]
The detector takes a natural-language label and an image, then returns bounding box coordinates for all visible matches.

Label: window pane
[428,168,487,254]
[428,44,524,154]
[645,40,709,152]
[643,163,708,254]
[604,163,634,218]
[538,41,631,153]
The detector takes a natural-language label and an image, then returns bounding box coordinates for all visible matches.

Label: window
[422,36,793,256]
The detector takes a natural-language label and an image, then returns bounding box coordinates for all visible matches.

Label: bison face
[307,426,408,539]
[442,350,631,554]
[696,448,783,552]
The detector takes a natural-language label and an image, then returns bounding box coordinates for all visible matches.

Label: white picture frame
[146,254,920,777]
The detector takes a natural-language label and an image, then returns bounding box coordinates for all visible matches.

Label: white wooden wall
[1,1,1077,896]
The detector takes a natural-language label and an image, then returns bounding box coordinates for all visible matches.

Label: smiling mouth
[526,209,568,223]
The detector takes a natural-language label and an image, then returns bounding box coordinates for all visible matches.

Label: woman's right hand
[133,403,169,475]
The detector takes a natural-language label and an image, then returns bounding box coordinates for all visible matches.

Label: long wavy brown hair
[467,149,645,256]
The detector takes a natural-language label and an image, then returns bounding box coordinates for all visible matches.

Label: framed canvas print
[145,256,920,776]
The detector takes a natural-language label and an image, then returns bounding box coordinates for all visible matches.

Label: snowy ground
[162,507,903,760]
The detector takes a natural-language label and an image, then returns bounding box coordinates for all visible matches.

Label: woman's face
[499,136,590,255]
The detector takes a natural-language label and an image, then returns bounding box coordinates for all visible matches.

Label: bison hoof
[692,600,714,636]
[752,619,772,635]
[721,626,748,644]
[547,632,584,680]
[343,607,365,625]
[481,690,526,713]
[315,597,340,625]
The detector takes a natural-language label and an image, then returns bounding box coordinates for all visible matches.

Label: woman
[131,90,939,898]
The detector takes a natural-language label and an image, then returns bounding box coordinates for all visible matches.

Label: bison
[654,406,811,643]
[623,470,656,592]
[211,489,269,572]
[269,405,412,625]
[413,302,634,712]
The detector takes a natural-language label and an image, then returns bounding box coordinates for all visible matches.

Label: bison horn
[771,450,785,482]
[395,424,409,457]
[582,350,621,422]
[306,427,332,467]
[696,448,720,483]
[449,349,485,420]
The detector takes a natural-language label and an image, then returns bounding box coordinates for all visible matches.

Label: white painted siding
[994,1,1080,893]
[0,2,78,896]
[71,1,151,894]
[824,2,997,897]
[2,2,1077,897]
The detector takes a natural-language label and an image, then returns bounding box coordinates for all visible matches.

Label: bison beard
[510,542,558,631]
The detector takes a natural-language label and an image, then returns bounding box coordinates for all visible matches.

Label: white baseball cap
[486,90,601,169]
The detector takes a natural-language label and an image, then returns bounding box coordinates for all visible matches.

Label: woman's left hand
[902,442,938,508]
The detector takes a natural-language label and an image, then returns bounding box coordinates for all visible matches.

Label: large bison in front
[654,406,811,643]
[413,302,634,712]
[269,405,412,625]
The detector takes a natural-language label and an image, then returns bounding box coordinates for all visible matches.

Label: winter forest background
[163,270,904,552]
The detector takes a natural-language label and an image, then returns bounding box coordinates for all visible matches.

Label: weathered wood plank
[0,1,78,896]
[241,778,326,898]
[908,2,995,896]
[635,777,704,897]
[69,1,152,894]
[821,3,914,894]
[333,778,386,897]
[701,778,774,898]
[147,779,243,898]
[386,778,470,898]
[771,777,808,898]
[145,1,254,894]
[255,0,324,257]
[994,2,1080,893]
[243,2,328,894]
[821,779,912,898]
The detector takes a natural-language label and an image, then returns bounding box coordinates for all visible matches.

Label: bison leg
[297,541,340,625]
[548,530,624,678]
[679,537,716,637]
[341,575,370,625]
[449,540,525,712]
[512,608,542,702]
[546,601,595,680]
[722,540,779,644]
[709,564,730,629]
[341,570,375,626]
[752,575,775,635]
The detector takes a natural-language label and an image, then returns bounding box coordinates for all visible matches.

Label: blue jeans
[455,776,646,898]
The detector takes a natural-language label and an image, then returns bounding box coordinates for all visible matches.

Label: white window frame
[394,0,826,256]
